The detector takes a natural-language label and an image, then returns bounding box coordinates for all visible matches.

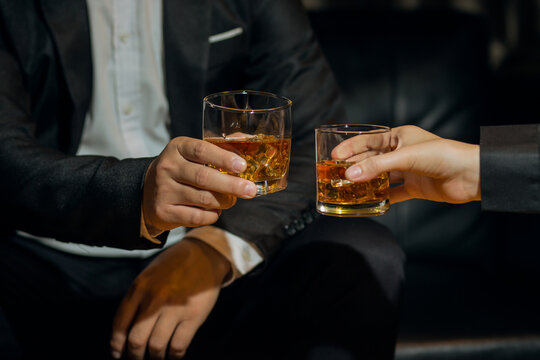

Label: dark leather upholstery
[306,5,540,359]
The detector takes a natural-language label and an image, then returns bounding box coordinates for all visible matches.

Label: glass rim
[315,124,390,134]
[203,90,292,113]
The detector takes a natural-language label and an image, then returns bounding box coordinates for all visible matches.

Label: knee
[291,216,405,307]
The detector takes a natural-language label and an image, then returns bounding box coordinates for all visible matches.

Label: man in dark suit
[0,1,404,359]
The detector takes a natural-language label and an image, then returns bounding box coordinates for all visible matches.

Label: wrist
[184,238,232,285]
[140,205,164,242]
[465,144,481,202]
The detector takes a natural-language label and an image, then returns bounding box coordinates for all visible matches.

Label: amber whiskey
[316,160,389,216]
[205,134,291,195]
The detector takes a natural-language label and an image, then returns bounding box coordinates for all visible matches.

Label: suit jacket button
[302,211,314,225]
[293,219,305,231]
[284,224,297,236]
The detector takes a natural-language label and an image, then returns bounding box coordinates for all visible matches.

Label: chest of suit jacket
[0,0,255,153]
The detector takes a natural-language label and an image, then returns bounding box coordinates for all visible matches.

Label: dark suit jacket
[481,124,540,213]
[0,0,346,255]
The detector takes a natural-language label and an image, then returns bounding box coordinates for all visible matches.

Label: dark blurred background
[300,1,540,359]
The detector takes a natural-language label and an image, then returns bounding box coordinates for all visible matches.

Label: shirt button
[119,33,130,43]
[122,104,133,116]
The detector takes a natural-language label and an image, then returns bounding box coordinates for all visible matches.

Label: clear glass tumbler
[203,90,292,196]
[315,124,391,217]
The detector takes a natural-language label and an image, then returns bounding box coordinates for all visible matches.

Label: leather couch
[305,3,540,359]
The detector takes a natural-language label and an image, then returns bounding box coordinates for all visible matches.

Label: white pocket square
[209,27,244,44]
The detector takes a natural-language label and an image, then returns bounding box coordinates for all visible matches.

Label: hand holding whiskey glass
[315,124,391,217]
[203,90,292,196]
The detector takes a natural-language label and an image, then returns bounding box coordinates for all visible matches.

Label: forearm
[1,141,158,249]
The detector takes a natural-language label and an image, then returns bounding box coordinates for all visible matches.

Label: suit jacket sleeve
[480,124,540,213]
[0,26,160,250]
[214,0,347,258]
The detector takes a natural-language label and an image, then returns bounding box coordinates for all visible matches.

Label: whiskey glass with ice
[315,124,391,217]
[203,90,292,196]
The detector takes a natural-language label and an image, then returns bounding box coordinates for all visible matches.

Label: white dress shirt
[20,0,262,279]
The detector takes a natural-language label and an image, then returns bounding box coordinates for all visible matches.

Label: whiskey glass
[315,124,391,217]
[203,90,292,196]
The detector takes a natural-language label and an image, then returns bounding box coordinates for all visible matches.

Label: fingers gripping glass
[203,90,293,196]
[315,124,391,217]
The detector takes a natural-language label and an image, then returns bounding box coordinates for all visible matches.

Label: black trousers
[0,216,404,360]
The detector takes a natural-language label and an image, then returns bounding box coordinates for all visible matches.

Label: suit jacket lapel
[163,0,211,138]
[40,0,92,154]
